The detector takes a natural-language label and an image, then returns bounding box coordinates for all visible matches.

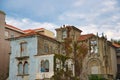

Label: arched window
[45,60,49,72]
[23,61,29,74]
[40,60,49,72]
[41,60,45,72]
[18,62,23,74]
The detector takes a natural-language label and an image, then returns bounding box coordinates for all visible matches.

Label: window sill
[16,56,29,60]
[17,74,29,76]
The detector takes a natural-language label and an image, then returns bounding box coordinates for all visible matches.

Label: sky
[0,0,120,40]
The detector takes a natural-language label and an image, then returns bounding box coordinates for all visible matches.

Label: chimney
[63,25,65,28]
[0,10,6,25]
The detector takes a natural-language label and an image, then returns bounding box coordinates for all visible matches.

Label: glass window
[18,62,23,75]
[41,60,45,72]
[45,60,49,72]
[90,40,98,53]
[62,30,67,39]
[23,62,29,74]
[20,42,27,56]
[40,60,49,72]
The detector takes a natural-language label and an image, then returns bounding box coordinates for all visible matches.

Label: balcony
[15,56,29,60]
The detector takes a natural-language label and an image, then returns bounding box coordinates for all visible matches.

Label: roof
[112,43,120,48]
[8,31,59,43]
[24,28,44,33]
[5,24,24,34]
[78,34,95,41]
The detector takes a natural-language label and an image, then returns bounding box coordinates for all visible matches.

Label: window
[18,61,29,75]
[20,42,27,56]
[41,60,45,72]
[45,60,49,72]
[90,40,98,53]
[23,62,29,74]
[44,43,49,53]
[11,33,14,38]
[5,31,9,37]
[62,30,67,39]
[18,62,23,75]
[40,60,49,72]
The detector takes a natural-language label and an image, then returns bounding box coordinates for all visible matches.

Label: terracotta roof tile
[112,43,120,48]
[5,24,24,33]
[8,31,58,43]
[23,28,44,33]
[78,34,95,41]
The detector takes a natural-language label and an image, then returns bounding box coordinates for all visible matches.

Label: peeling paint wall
[9,35,57,80]
[9,36,38,80]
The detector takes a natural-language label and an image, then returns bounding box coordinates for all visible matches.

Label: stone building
[112,43,120,79]
[78,34,117,80]
[55,26,117,80]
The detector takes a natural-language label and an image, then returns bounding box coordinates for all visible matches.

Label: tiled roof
[8,31,59,43]
[23,28,44,33]
[112,43,120,48]
[5,24,24,33]
[78,34,95,41]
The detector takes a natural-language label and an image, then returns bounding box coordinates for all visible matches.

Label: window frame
[23,61,29,75]
[18,62,23,75]
[20,42,27,56]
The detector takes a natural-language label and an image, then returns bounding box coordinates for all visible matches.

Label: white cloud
[73,0,86,7]
[6,16,59,32]
[4,0,120,40]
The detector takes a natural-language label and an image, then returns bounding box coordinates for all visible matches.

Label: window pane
[40,60,49,72]
[45,60,49,72]
[24,62,29,74]
[62,30,67,38]
[41,60,45,72]
[20,42,27,56]
[18,62,23,74]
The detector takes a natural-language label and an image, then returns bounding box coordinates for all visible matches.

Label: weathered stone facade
[55,26,117,80]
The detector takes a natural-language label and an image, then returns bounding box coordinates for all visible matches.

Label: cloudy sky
[0,0,120,40]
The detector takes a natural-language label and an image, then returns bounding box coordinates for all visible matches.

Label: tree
[51,38,88,80]
[51,54,72,80]
[64,38,88,79]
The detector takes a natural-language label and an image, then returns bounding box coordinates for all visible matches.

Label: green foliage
[50,69,73,80]
[89,74,107,80]
[54,54,70,71]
